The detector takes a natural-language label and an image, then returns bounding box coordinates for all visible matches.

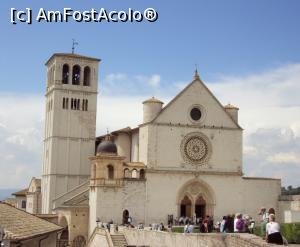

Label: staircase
[110,233,128,247]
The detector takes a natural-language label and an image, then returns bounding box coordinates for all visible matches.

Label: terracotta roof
[45,53,101,65]
[12,188,28,196]
[143,97,164,104]
[224,103,239,110]
[0,202,63,240]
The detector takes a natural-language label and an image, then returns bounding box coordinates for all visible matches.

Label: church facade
[41,53,281,243]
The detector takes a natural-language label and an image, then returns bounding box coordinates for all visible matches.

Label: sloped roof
[148,77,242,129]
[0,202,62,240]
[45,53,101,65]
[12,188,28,196]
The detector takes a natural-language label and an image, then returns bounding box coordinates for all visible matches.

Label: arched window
[132,169,137,178]
[107,165,114,179]
[124,168,130,178]
[72,65,80,85]
[83,66,91,86]
[62,64,69,84]
[140,169,145,179]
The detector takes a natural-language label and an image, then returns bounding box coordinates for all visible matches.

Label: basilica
[37,53,282,244]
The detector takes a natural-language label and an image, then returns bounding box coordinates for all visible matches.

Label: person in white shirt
[265,214,283,244]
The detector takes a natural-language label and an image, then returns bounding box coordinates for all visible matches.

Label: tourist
[248,217,255,234]
[265,214,283,245]
[159,222,165,231]
[179,216,184,225]
[268,208,275,215]
[107,219,113,232]
[187,223,194,233]
[234,213,239,232]
[258,207,269,237]
[220,216,227,233]
[208,216,214,232]
[174,217,179,225]
[235,213,245,233]
[184,224,188,233]
[202,216,209,233]
[128,216,132,225]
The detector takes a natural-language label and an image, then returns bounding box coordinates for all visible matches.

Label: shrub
[253,226,263,237]
[172,226,184,233]
[254,222,300,244]
[281,222,300,244]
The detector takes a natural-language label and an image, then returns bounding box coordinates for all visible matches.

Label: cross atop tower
[72,39,79,54]
[194,64,200,80]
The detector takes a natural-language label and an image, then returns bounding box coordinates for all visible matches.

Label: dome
[96,136,117,154]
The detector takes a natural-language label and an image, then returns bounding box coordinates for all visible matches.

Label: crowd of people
[97,206,287,245]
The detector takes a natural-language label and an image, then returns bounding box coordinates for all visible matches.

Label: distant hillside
[0,188,19,201]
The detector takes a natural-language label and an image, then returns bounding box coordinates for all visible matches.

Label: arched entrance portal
[57,216,69,247]
[177,179,215,220]
[122,209,129,224]
[180,195,192,217]
[72,235,86,247]
[195,196,206,218]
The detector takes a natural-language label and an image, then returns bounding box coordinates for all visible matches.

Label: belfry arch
[177,179,216,219]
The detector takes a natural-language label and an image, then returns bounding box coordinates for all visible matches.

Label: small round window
[190,107,202,121]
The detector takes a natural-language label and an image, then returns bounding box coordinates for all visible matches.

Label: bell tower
[42,53,100,213]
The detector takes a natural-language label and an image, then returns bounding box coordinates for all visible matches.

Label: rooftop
[142,97,164,104]
[12,188,28,197]
[45,53,101,65]
[0,202,62,240]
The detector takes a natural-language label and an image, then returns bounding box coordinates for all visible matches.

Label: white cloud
[267,152,300,164]
[1,64,300,189]
[0,94,43,189]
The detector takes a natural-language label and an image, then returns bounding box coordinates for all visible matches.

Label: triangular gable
[151,78,242,129]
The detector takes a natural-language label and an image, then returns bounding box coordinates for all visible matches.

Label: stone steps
[111,234,128,247]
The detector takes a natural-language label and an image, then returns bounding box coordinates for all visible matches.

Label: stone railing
[88,227,114,247]
[122,228,280,247]
[52,180,89,209]
[90,178,124,187]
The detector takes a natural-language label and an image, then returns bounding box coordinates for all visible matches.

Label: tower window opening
[83,66,91,86]
[72,65,81,85]
[82,99,88,111]
[63,98,69,109]
[71,98,74,110]
[62,64,69,84]
[107,165,114,179]
[77,99,80,110]
[140,169,145,179]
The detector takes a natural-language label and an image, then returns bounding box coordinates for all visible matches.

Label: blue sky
[1,0,300,93]
[0,1,300,189]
